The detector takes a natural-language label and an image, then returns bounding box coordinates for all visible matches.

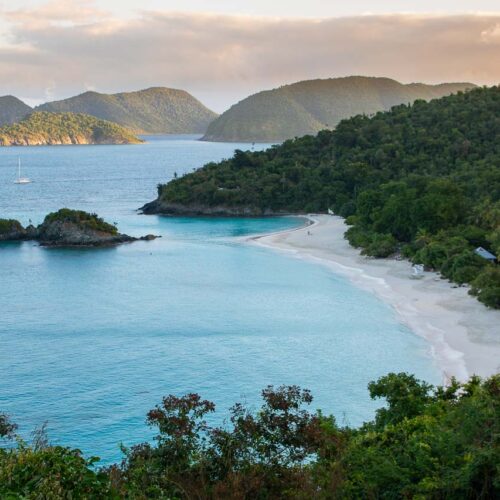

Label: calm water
[0,135,440,464]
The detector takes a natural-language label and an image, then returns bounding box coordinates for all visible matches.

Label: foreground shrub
[2,373,499,498]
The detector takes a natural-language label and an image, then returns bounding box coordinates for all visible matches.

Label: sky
[0,1,498,112]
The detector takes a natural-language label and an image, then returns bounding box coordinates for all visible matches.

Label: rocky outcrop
[36,219,137,247]
[0,219,28,241]
[140,200,293,217]
[0,212,159,247]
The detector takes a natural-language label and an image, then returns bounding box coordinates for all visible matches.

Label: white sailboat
[14,157,31,184]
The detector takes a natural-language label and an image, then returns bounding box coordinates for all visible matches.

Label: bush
[0,446,112,498]
[440,250,486,284]
[345,226,373,248]
[362,233,398,258]
[2,373,500,498]
[469,267,500,308]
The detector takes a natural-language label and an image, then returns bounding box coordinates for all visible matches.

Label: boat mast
[18,157,21,180]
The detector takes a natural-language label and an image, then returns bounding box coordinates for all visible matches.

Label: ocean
[0,135,440,464]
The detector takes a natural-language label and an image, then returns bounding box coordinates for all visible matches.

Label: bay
[0,135,440,463]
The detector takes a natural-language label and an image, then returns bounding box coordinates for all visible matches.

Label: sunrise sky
[0,0,499,111]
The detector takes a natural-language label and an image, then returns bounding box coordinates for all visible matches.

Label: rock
[139,234,160,241]
[0,219,27,241]
[37,218,123,247]
[1,210,161,248]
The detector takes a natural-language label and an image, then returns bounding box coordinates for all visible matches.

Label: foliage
[0,445,113,498]
[0,111,142,146]
[0,218,23,235]
[469,267,500,309]
[37,87,217,134]
[0,413,17,439]
[2,373,499,498]
[158,86,500,307]
[1,415,112,497]
[203,76,473,142]
[116,386,323,498]
[43,208,118,234]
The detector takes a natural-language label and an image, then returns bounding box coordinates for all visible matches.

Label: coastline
[250,215,500,382]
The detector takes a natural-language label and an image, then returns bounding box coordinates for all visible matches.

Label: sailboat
[14,157,31,184]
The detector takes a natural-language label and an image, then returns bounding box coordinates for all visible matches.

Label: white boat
[14,157,31,184]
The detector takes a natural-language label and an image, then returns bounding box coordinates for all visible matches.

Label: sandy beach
[252,215,500,382]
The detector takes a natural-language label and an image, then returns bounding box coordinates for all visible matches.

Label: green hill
[0,111,142,146]
[37,87,218,134]
[203,77,476,142]
[0,96,32,125]
[148,86,500,308]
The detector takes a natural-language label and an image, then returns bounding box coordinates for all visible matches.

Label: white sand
[251,215,500,382]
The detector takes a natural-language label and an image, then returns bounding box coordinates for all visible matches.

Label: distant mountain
[0,111,142,146]
[202,77,476,142]
[37,87,218,134]
[0,96,32,125]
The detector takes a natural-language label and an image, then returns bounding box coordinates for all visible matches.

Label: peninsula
[0,209,158,247]
[0,112,142,146]
[143,86,500,309]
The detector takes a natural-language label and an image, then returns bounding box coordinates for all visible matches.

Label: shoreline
[250,215,500,382]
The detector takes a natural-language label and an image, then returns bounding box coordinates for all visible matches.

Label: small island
[0,111,142,146]
[0,209,158,247]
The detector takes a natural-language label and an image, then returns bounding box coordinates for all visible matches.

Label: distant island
[36,87,218,134]
[0,209,158,246]
[202,76,476,142]
[0,112,142,146]
[143,86,500,308]
[0,79,478,141]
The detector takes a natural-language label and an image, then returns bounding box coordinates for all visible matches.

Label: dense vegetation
[37,87,218,134]
[0,111,141,146]
[0,218,24,235]
[43,208,118,234]
[158,86,500,307]
[1,372,498,498]
[0,96,32,125]
[203,77,474,142]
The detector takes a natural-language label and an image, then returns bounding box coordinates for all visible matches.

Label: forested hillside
[37,87,218,134]
[149,87,500,308]
[203,77,475,142]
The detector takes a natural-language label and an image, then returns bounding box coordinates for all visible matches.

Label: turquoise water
[0,135,440,464]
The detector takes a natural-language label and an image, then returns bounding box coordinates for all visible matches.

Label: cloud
[0,3,498,111]
[3,0,109,28]
[481,22,500,43]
